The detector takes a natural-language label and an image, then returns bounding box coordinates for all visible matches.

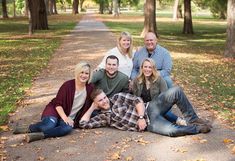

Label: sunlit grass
[98,13,235,126]
[0,13,82,126]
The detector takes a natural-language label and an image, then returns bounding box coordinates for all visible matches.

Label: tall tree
[25,0,29,16]
[72,0,79,14]
[2,0,9,18]
[28,0,48,30]
[224,0,235,58]
[141,0,157,37]
[113,0,119,17]
[183,0,193,34]
[52,0,58,14]
[173,0,180,20]
[80,0,86,11]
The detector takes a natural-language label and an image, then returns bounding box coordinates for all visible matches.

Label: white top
[69,88,87,120]
[98,47,133,77]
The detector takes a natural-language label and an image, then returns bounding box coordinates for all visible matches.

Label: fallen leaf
[69,140,76,143]
[0,137,8,140]
[9,144,18,148]
[232,145,235,154]
[126,156,133,161]
[0,125,10,131]
[94,131,103,135]
[200,139,208,143]
[223,138,234,144]
[135,138,150,145]
[37,156,45,160]
[110,152,121,160]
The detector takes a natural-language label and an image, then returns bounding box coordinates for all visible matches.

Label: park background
[0,0,235,160]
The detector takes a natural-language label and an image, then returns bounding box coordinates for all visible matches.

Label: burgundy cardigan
[41,79,94,128]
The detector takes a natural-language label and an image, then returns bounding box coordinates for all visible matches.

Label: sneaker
[197,125,211,133]
[188,118,210,125]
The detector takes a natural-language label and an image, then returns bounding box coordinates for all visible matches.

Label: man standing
[91,55,129,97]
[79,88,211,137]
[131,32,173,88]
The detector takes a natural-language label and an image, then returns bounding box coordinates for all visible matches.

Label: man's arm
[130,51,140,80]
[135,102,147,131]
[160,50,172,77]
[79,103,110,129]
[80,102,97,122]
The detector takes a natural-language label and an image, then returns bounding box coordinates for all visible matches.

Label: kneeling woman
[13,62,94,142]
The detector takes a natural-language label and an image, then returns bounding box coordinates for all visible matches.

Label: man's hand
[137,119,147,131]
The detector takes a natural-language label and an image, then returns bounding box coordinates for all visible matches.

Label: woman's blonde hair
[117,31,133,58]
[137,58,160,84]
[75,62,92,83]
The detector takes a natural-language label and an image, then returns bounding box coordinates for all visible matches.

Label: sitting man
[79,88,211,137]
[91,55,129,98]
[131,32,173,88]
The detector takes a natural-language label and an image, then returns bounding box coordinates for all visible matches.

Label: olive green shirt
[91,69,129,97]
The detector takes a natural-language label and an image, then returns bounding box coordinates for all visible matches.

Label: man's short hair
[90,88,104,100]
[105,55,119,65]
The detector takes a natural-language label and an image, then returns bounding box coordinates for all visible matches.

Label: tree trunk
[72,0,79,14]
[183,0,194,34]
[80,0,85,12]
[113,0,119,17]
[28,0,48,30]
[13,0,16,17]
[177,4,183,18]
[173,0,179,21]
[45,0,50,15]
[53,0,58,14]
[99,0,105,14]
[224,0,235,58]
[25,0,29,16]
[2,0,8,18]
[141,0,157,37]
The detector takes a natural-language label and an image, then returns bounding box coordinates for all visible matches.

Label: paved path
[2,14,235,161]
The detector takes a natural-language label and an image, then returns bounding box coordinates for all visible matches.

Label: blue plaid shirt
[131,44,172,80]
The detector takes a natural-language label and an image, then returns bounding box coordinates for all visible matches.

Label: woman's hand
[63,117,74,127]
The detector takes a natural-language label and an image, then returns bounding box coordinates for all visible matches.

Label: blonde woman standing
[97,31,133,77]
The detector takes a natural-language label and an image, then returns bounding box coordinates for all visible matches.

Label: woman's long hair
[137,58,160,84]
[117,31,133,58]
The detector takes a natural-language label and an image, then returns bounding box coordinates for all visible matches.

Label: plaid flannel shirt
[79,92,149,131]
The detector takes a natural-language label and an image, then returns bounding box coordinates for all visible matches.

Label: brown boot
[25,132,45,143]
[13,125,30,134]
[188,118,211,127]
[197,124,211,133]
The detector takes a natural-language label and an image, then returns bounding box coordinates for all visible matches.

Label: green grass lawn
[0,14,81,126]
[98,13,235,126]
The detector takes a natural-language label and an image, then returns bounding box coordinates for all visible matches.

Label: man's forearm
[80,103,96,122]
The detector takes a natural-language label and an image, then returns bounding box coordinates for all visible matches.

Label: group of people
[13,31,211,143]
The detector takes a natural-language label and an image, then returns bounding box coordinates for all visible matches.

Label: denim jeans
[147,86,199,137]
[29,116,73,138]
[163,75,174,88]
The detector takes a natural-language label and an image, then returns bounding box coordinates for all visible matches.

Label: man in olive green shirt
[91,55,129,97]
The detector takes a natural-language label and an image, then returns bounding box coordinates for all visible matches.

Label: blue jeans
[29,116,73,138]
[163,75,174,88]
[147,86,199,137]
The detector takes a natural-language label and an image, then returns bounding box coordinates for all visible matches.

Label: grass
[98,12,235,126]
[0,14,81,126]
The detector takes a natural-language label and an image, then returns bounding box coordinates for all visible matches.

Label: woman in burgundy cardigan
[13,62,94,142]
